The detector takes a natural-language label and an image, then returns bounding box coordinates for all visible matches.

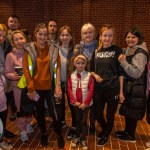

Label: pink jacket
[5,49,24,112]
[0,75,7,112]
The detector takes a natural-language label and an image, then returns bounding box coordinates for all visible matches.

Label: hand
[118,54,126,63]
[75,102,81,107]
[94,73,103,83]
[27,91,38,101]
[79,103,86,110]
[55,85,62,98]
[14,72,21,80]
[119,93,125,103]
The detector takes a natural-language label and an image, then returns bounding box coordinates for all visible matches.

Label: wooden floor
[4,104,150,150]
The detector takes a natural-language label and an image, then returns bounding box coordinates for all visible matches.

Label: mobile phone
[35,94,40,101]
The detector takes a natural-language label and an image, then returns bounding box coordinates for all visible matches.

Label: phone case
[35,94,40,101]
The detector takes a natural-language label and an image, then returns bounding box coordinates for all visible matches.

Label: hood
[135,42,149,53]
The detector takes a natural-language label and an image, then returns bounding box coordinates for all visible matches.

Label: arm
[119,76,125,103]
[67,76,77,104]
[83,75,94,106]
[119,53,147,79]
[5,54,20,80]
[55,54,62,96]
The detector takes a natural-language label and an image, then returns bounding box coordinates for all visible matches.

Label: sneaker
[4,129,15,138]
[97,131,104,140]
[0,141,13,150]
[9,112,17,121]
[146,141,150,147]
[115,130,128,137]
[26,124,34,134]
[118,134,136,143]
[57,136,65,149]
[41,133,48,147]
[89,124,95,133]
[80,140,88,150]
[71,137,80,148]
[97,136,108,147]
[21,131,28,142]
[66,128,76,140]
[62,121,67,128]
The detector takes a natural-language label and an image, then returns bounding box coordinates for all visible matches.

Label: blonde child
[67,54,94,150]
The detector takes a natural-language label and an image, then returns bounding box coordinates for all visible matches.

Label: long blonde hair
[98,24,115,52]
[0,24,7,32]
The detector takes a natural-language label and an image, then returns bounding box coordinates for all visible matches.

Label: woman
[5,30,33,142]
[116,27,148,143]
[90,24,124,146]
[0,23,13,150]
[23,24,64,148]
[58,25,74,129]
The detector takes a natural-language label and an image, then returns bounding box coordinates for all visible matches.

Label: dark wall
[0,0,150,48]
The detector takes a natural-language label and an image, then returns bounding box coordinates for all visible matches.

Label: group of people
[0,14,149,150]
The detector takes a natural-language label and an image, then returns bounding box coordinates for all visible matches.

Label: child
[67,54,94,150]
[0,74,13,150]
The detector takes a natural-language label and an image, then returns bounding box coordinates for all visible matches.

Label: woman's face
[126,32,139,48]
[13,33,26,49]
[0,30,6,44]
[35,28,48,46]
[100,29,113,48]
[82,29,94,44]
[60,29,72,45]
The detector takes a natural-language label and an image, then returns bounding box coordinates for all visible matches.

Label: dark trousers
[35,90,62,136]
[89,104,95,126]
[95,87,119,138]
[61,92,66,122]
[6,91,16,113]
[125,117,137,138]
[73,106,89,140]
[67,94,76,127]
[0,110,7,142]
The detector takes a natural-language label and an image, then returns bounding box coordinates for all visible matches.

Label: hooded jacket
[119,42,149,120]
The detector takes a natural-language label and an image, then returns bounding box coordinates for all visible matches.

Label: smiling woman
[23,23,64,148]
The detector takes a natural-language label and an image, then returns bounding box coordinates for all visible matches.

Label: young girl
[67,54,94,150]
[23,24,64,148]
[58,25,74,128]
[90,24,124,146]
[5,30,33,142]
[74,23,98,133]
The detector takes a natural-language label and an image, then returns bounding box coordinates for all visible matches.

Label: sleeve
[67,76,77,104]
[90,49,96,72]
[120,53,147,79]
[23,52,35,92]
[117,48,124,76]
[5,54,15,80]
[83,75,94,106]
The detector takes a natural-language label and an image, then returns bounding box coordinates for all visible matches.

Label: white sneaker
[26,124,34,134]
[0,141,13,150]
[21,131,28,142]
[146,142,150,148]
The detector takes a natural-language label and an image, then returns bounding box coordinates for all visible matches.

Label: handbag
[20,87,36,116]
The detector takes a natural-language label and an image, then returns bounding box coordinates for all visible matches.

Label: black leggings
[35,90,62,136]
[125,117,137,138]
[95,87,119,138]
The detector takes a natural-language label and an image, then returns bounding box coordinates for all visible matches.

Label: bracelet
[56,82,61,85]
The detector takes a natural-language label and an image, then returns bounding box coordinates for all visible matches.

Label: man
[7,14,20,41]
[48,19,58,43]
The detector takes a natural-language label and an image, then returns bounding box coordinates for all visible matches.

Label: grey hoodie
[120,42,148,79]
